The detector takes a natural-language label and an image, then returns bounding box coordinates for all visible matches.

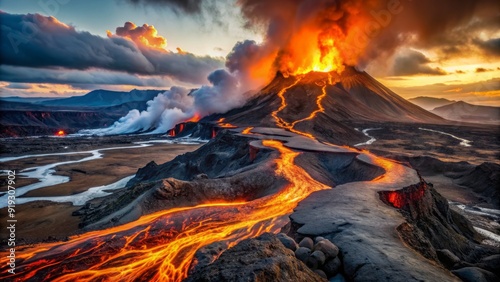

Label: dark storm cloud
[125,0,203,14]
[392,50,447,76]
[359,0,500,64]
[124,0,229,27]
[475,38,500,57]
[0,65,174,87]
[0,12,223,84]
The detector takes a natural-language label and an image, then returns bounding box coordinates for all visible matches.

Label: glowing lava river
[2,140,332,281]
[1,73,416,281]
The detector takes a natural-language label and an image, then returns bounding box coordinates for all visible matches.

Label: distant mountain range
[431,101,500,124]
[408,97,455,111]
[409,96,499,124]
[1,89,164,108]
[0,89,163,137]
[38,89,164,107]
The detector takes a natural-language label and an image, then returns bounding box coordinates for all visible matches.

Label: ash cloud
[139,0,498,81]
[0,12,223,85]
[475,38,500,57]
[125,0,204,14]
[392,50,447,76]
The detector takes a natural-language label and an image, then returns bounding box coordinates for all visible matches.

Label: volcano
[4,66,497,282]
[207,66,444,144]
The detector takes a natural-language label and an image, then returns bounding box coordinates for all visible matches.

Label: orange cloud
[110,22,167,49]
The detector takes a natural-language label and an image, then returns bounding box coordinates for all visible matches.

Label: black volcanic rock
[452,267,499,282]
[131,131,271,185]
[454,162,500,208]
[186,233,325,282]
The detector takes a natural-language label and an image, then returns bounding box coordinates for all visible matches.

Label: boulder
[323,257,342,277]
[452,267,499,282]
[277,233,298,251]
[295,247,312,262]
[314,240,339,259]
[299,237,314,249]
[315,236,326,243]
[306,251,326,269]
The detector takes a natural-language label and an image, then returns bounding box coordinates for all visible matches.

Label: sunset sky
[1,0,499,106]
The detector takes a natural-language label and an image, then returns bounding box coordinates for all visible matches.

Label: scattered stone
[299,237,314,249]
[314,239,339,259]
[314,269,328,279]
[452,267,499,282]
[307,250,326,269]
[315,236,326,243]
[295,247,312,262]
[323,257,342,277]
[436,249,460,269]
[277,233,298,251]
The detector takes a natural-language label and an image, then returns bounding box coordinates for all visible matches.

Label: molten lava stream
[4,140,329,282]
[272,74,332,139]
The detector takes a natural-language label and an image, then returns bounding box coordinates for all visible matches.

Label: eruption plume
[228,0,500,85]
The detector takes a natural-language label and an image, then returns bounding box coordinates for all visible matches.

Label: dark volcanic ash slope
[207,67,444,145]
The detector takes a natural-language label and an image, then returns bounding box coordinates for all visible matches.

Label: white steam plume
[79,69,246,135]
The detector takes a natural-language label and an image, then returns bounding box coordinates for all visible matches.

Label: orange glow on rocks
[55,130,65,136]
[380,184,427,210]
[241,127,254,135]
[217,117,237,128]
[186,113,201,123]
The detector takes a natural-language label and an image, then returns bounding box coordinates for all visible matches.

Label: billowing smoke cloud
[0,12,223,85]
[392,50,447,76]
[227,0,500,81]
[125,0,205,14]
[112,22,167,49]
[80,69,245,135]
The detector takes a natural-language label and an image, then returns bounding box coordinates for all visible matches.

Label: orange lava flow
[185,113,201,123]
[241,127,254,135]
[271,77,303,129]
[3,141,328,282]
[55,130,65,136]
[272,74,332,139]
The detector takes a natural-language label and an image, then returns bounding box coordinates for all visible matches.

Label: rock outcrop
[186,233,325,282]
